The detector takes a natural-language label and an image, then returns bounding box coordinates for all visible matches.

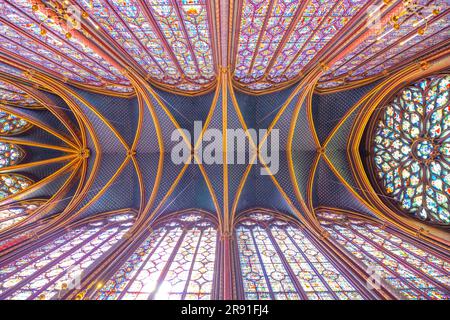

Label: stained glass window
[235,212,365,300]
[0,174,33,199]
[320,0,449,88]
[146,0,215,83]
[0,1,131,93]
[0,212,135,300]
[0,200,45,232]
[0,62,24,78]
[0,80,38,107]
[74,0,215,91]
[0,142,25,168]
[0,110,32,135]
[372,74,450,225]
[95,212,218,300]
[318,211,450,300]
[0,232,34,252]
[233,0,367,89]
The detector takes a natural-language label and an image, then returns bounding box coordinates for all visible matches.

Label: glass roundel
[372,74,450,225]
[0,110,31,135]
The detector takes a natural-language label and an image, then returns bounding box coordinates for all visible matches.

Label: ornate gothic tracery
[371,74,450,225]
[0,142,25,168]
[0,174,33,200]
[0,212,135,300]
[0,199,45,232]
[235,212,368,300]
[0,0,447,302]
[0,80,39,107]
[317,211,450,300]
[95,212,218,300]
[0,1,445,93]
[0,110,32,135]
[233,0,369,90]
[0,107,33,204]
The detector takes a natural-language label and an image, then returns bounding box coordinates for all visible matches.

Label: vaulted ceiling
[0,0,448,246]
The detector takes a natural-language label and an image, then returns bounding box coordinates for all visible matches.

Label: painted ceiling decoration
[0,0,447,301]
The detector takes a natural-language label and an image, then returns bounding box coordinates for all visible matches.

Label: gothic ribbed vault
[0,0,448,301]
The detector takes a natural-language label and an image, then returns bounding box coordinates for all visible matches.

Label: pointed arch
[0,211,136,300]
[92,210,220,300]
[0,110,32,136]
